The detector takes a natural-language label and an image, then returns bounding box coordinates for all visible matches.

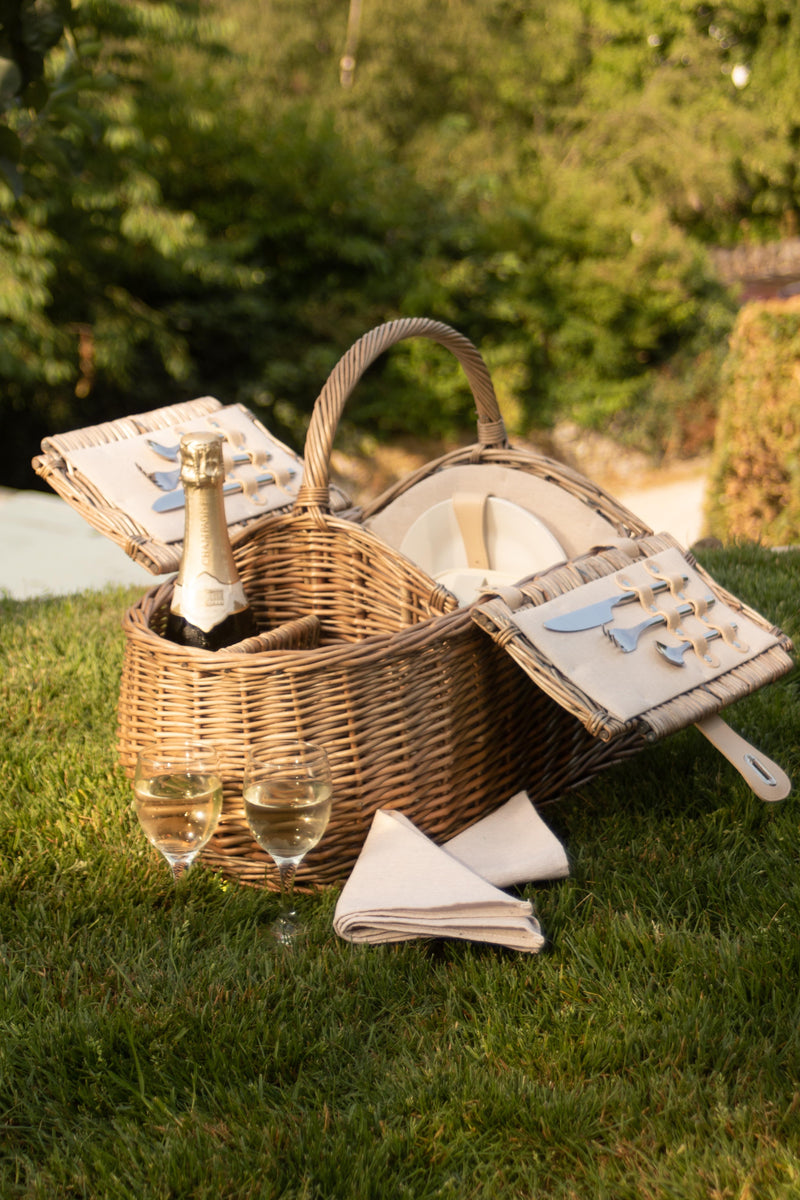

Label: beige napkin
[333,793,569,953]
[444,789,569,887]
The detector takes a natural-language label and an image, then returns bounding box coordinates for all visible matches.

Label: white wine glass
[133,741,223,883]
[243,739,333,944]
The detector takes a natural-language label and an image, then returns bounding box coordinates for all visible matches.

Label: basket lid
[472,533,794,744]
[32,398,310,576]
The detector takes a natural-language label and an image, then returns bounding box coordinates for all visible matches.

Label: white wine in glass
[133,742,223,882]
[243,739,333,944]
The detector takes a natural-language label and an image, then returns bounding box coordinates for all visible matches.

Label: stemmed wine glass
[243,739,333,944]
[133,741,223,882]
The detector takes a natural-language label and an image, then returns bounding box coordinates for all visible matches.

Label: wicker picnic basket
[116,317,676,889]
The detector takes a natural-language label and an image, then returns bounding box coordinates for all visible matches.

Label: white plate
[399,496,565,604]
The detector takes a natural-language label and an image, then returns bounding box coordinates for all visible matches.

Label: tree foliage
[2,0,800,488]
[0,1,242,477]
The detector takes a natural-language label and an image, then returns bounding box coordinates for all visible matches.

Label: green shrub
[706,297,800,546]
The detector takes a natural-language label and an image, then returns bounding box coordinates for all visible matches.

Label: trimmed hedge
[706,297,800,546]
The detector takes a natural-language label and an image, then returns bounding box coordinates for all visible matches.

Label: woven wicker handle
[296,317,507,512]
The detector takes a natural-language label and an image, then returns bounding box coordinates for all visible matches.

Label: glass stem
[278,861,298,917]
[170,860,190,883]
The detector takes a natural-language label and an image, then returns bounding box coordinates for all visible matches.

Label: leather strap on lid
[452,492,490,570]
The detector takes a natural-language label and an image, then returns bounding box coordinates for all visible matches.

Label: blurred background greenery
[1,0,798,492]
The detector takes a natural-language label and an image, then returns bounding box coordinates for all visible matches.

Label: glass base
[271,910,301,945]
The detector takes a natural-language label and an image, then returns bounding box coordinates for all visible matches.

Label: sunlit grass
[1,549,799,1199]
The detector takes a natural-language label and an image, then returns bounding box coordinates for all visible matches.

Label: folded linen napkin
[444,789,569,887]
[333,794,569,953]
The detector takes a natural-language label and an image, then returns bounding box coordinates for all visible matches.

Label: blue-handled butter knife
[151,469,296,513]
[543,576,687,633]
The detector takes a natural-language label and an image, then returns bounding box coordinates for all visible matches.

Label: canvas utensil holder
[32,397,332,574]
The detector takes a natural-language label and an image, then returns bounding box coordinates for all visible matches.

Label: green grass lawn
[1,544,799,1199]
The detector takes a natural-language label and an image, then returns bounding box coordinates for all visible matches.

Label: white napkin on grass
[333,791,569,954]
[444,789,569,887]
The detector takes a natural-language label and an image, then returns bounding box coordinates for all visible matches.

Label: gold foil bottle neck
[179,431,225,486]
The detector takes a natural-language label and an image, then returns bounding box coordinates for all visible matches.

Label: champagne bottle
[165,431,258,650]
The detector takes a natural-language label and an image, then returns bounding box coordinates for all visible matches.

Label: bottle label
[172,574,249,633]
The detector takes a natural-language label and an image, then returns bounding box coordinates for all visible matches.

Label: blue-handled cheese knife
[543,576,687,633]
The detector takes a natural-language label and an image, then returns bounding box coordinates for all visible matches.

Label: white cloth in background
[333,792,569,954]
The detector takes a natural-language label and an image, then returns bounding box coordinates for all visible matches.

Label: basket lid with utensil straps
[471,534,793,800]
[31,397,350,576]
